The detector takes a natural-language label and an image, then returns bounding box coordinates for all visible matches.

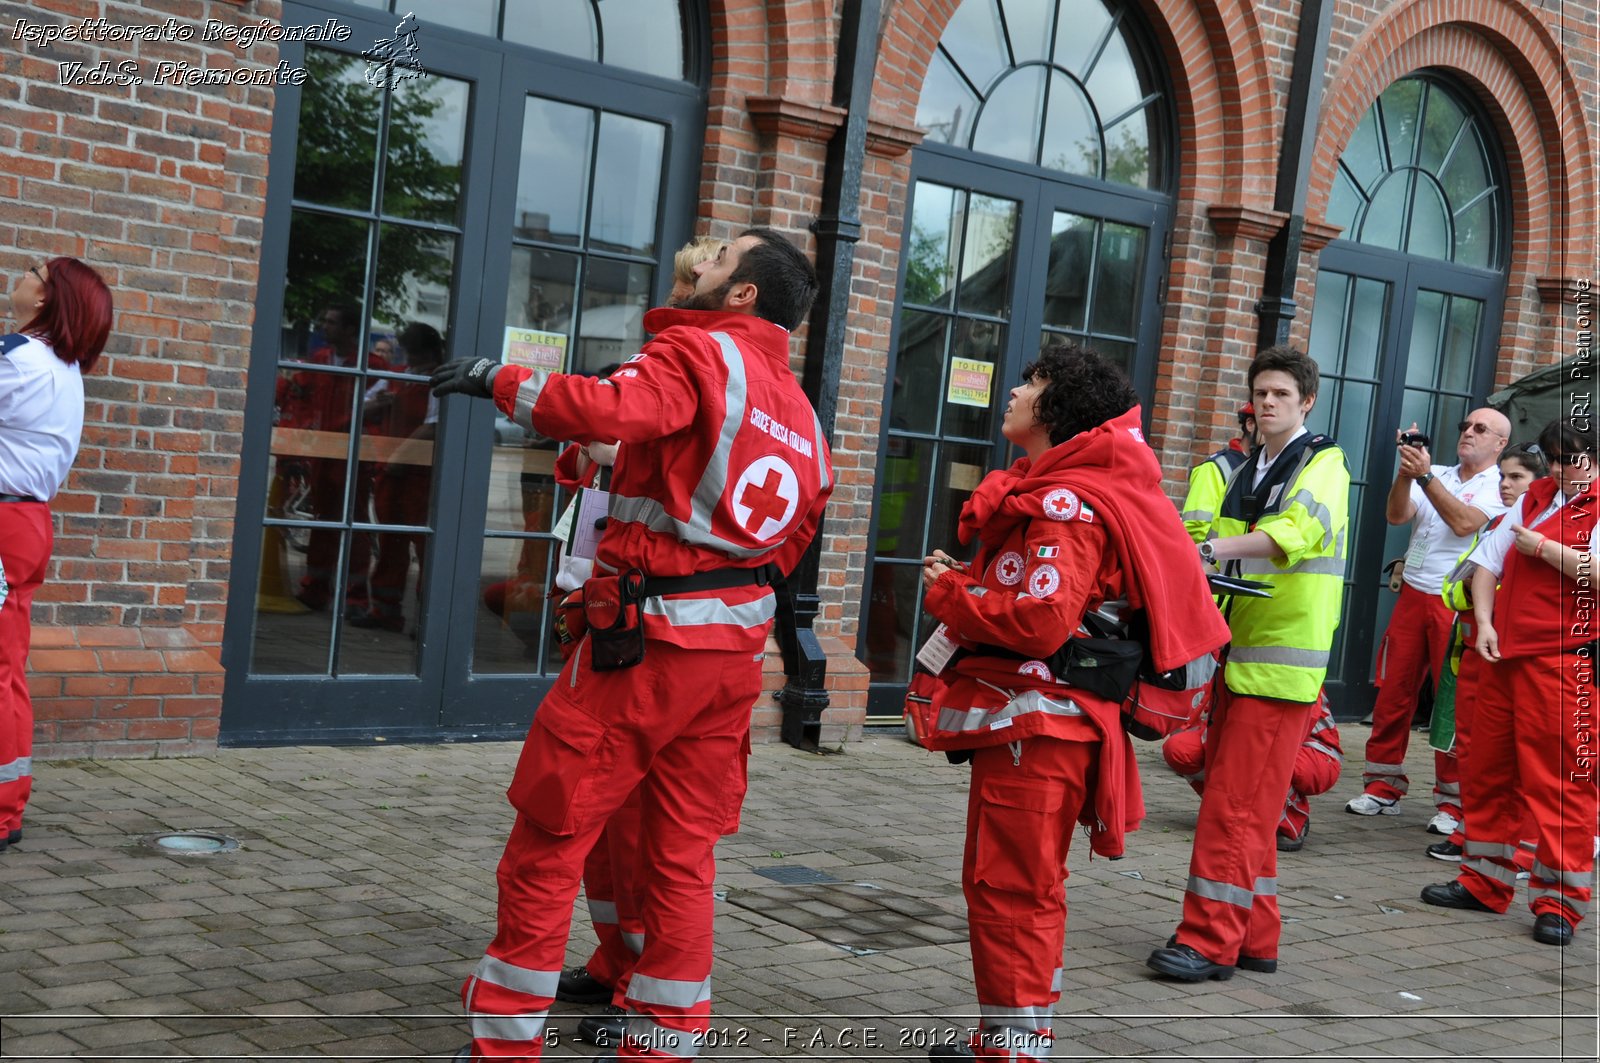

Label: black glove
[430,357,500,398]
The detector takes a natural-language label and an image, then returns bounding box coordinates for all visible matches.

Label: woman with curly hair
[0,257,113,854]
[914,342,1228,1060]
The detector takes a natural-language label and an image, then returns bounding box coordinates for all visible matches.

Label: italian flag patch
[1036,545,1060,559]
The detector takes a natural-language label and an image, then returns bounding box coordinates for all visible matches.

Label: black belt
[0,493,42,504]
[638,562,780,598]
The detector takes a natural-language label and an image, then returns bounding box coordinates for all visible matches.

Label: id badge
[1405,531,1431,570]
[915,623,959,674]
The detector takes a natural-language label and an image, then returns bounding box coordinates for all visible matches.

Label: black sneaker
[1426,840,1463,862]
[577,1005,627,1046]
[929,1044,976,1060]
[555,964,613,1004]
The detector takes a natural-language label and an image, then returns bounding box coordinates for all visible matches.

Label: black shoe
[347,610,404,632]
[577,1005,627,1046]
[1277,823,1307,853]
[555,964,613,1004]
[1426,841,1463,862]
[1533,913,1574,946]
[453,1048,474,1062]
[1236,954,1278,973]
[1420,880,1494,911]
[930,1044,976,1060]
[1146,943,1235,981]
[0,829,16,853]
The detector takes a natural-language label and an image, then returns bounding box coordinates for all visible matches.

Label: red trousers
[464,638,758,1060]
[1456,654,1596,926]
[1163,724,1339,842]
[1446,647,1534,862]
[963,736,1098,1062]
[1176,690,1316,964]
[1362,583,1455,808]
[581,791,645,997]
[0,502,51,835]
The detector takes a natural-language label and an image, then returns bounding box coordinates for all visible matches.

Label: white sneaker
[1426,811,1460,836]
[1345,793,1401,816]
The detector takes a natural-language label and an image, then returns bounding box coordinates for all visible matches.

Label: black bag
[583,569,646,671]
[1056,635,1145,703]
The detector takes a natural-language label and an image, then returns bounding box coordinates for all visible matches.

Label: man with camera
[1347,409,1510,831]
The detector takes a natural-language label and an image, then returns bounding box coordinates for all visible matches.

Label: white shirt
[1470,490,1567,578]
[1400,463,1507,594]
[0,333,84,501]
[1252,426,1308,488]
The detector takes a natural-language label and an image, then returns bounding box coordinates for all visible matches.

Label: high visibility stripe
[809,407,832,491]
[1527,884,1588,912]
[1464,840,1519,860]
[607,493,771,560]
[0,756,30,783]
[512,370,554,430]
[1434,781,1460,797]
[1180,509,1214,523]
[642,594,776,629]
[1531,861,1594,889]
[1464,857,1519,885]
[1363,759,1406,775]
[1228,645,1329,668]
[626,1018,703,1059]
[1186,874,1255,909]
[686,332,749,544]
[473,955,560,999]
[1237,555,1346,577]
[1254,876,1277,896]
[469,1011,548,1043]
[628,973,711,1008]
[1050,968,1062,993]
[622,931,645,954]
[978,1004,1053,1027]
[936,690,1085,734]
[587,898,619,924]
[1284,489,1336,548]
[1305,739,1342,762]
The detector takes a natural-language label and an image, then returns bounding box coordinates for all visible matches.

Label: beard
[674,279,733,312]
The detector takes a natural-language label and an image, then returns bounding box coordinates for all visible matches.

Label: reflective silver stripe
[1050,967,1062,993]
[1229,645,1330,668]
[1253,876,1277,897]
[469,1011,548,1043]
[1464,840,1518,860]
[606,493,770,560]
[1364,760,1406,775]
[686,332,749,546]
[0,755,31,783]
[1237,555,1345,577]
[626,1017,702,1059]
[1186,874,1255,909]
[1284,489,1336,548]
[1527,884,1588,913]
[1433,781,1460,798]
[587,898,619,925]
[1180,509,1214,523]
[512,370,553,430]
[622,931,645,954]
[1530,861,1594,889]
[978,1004,1053,1027]
[1464,857,1519,885]
[1305,739,1342,762]
[937,690,1085,734]
[642,593,776,629]
[809,407,832,491]
[628,973,711,1008]
[473,955,559,999]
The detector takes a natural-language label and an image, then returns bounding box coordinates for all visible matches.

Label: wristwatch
[1198,540,1217,565]
[1417,472,1435,488]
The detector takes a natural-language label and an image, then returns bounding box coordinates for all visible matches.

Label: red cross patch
[1018,660,1054,681]
[1042,488,1081,521]
[1028,563,1061,597]
[993,551,1025,586]
[731,455,800,541]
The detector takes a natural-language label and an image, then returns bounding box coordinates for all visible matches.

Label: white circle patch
[731,455,800,542]
[1028,564,1061,598]
[1041,488,1081,521]
[993,551,1025,586]
[1018,660,1054,681]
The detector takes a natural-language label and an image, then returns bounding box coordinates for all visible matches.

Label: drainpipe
[776,0,883,751]
[1255,0,1334,349]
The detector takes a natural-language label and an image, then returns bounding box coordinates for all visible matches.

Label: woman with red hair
[0,257,112,854]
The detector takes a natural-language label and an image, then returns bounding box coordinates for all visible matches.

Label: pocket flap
[979,778,1065,814]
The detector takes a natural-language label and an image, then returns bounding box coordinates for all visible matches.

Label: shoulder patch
[1041,488,1081,521]
[0,334,29,356]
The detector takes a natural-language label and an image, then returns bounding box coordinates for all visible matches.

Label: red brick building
[3,0,1594,756]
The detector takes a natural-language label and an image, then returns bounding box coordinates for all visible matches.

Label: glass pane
[1398,388,1433,447]
[578,259,652,373]
[362,377,440,527]
[971,66,1047,164]
[1102,119,1151,188]
[374,224,456,355]
[1000,0,1052,63]
[485,441,560,535]
[904,183,961,309]
[1043,212,1094,330]
[1040,73,1098,176]
[474,535,556,673]
[873,436,935,561]
[1086,35,1146,132]
[1404,178,1450,261]
[406,0,497,35]
[891,311,950,435]
[504,0,598,62]
[1053,0,1113,75]
[1303,379,1335,438]
[863,561,922,685]
[282,212,369,361]
[1440,294,1482,393]
[590,113,666,256]
[1360,174,1407,251]
[383,73,470,225]
[506,246,580,336]
[930,442,992,570]
[1405,289,1446,389]
[1090,337,1134,377]
[943,319,1005,440]
[1380,79,1424,169]
[336,533,425,670]
[1341,107,1385,193]
[1429,395,1470,455]
[600,0,684,80]
[1337,381,1375,473]
[1454,196,1495,270]
[1418,87,1467,173]
[253,466,333,674]
[916,50,981,148]
[1438,126,1492,216]
[1326,167,1363,236]
[1090,222,1146,337]
[957,194,1018,318]
[1307,271,1349,376]
[1347,276,1388,381]
[942,0,1011,94]
[515,98,594,245]
[294,51,379,212]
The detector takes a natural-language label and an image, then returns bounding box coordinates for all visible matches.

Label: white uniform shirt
[1469,490,1567,578]
[1401,463,1506,594]
[0,333,84,501]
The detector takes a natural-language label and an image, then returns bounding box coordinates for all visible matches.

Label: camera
[1399,430,1431,448]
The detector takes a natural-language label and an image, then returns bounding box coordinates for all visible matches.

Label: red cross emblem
[738,469,790,532]
[994,551,1024,585]
[731,456,800,541]
[1042,489,1080,521]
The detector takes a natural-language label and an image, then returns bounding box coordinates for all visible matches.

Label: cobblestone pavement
[1,729,1595,1061]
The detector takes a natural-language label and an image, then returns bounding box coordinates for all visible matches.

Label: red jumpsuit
[1453,481,1596,928]
[919,410,1228,1061]
[461,309,832,1061]
[1163,690,1342,844]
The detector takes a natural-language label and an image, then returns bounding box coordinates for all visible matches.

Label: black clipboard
[1208,573,1273,598]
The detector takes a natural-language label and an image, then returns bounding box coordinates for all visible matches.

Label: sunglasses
[1457,420,1502,436]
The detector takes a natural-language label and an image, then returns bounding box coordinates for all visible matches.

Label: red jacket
[1494,478,1597,658]
[492,308,833,651]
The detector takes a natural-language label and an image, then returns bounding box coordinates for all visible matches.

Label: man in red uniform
[431,229,832,1061]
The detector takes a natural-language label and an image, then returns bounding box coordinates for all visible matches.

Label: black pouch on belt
[583,569,646,671]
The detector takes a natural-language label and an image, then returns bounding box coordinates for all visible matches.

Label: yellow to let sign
[947,357,994,408]
[503,327,568,373]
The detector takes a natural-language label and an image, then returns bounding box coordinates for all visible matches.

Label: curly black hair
[1020,341,1140,445]
[1499,440,1548,479]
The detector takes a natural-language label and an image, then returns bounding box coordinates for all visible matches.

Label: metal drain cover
[754,864,839,885]
[143,831,240,855]
[727,882,967,951]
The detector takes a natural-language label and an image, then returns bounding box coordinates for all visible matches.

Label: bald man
[1348,407,1512,832]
